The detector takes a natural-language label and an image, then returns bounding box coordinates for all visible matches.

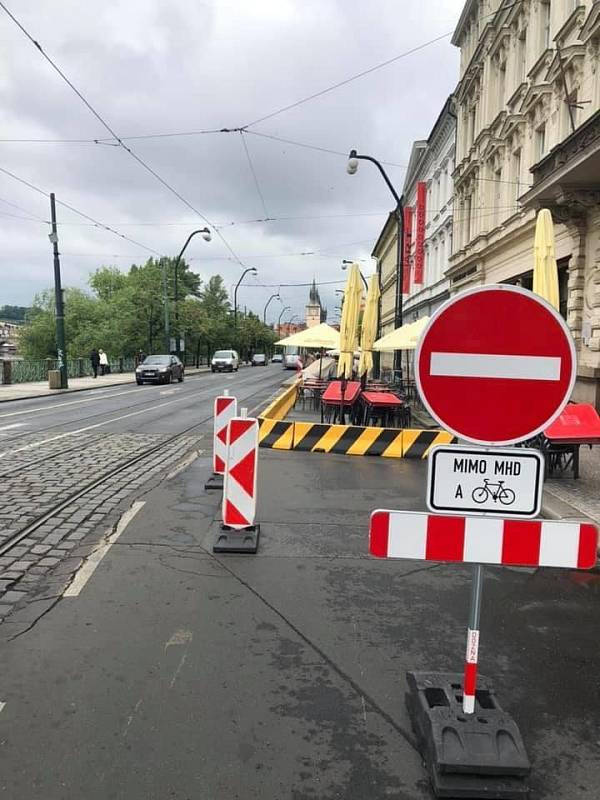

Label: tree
[0,305,29,321]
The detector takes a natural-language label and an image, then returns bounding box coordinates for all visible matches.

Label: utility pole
[49,193,68,388]
[162,258,170,353]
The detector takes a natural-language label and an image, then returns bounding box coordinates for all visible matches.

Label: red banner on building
[414,181,427,285]
[402,206,413,295]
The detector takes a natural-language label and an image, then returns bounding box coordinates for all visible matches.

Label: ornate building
[305,279,327,328]
[450,0,600,405]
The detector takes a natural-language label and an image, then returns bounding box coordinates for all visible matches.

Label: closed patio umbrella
[358,274,380,378]
[533,208,559,311]
[337,263,363,422]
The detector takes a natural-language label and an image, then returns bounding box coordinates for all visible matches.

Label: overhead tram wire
[0,165,161,255]
[0,2,242,267]
[239,131,269,218]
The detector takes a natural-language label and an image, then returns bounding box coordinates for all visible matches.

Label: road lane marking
[63,501,145,597]
[0,701,5,714]
[430,352,561,381]
[123,698,143,737]
[159,389,178,395]
[0,423,27,435]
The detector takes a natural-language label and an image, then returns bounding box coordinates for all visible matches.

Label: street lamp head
[200,227,212,242]
[251,267,258,275]
[346,158,358,175]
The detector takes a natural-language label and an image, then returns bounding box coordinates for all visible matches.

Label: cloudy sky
[1,0,464,325]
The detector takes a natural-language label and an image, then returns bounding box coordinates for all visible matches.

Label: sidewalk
[0,366,210,402]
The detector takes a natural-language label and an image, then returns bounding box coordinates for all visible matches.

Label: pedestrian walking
[90,348,100,378]
[99,349,109,376]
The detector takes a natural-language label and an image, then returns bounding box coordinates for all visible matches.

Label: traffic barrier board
[222,416,259,530]
[213,393,237,475]
[426,445,544,518]
[369,510,597,569]
[415,285,576,445]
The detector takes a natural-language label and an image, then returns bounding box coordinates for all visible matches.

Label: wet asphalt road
[1,430,600,798]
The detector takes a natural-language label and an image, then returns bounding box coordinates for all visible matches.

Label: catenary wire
[239,131,269,218]
[0,1,243,266]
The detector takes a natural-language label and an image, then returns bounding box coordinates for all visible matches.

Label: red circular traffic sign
[415,285,576,445]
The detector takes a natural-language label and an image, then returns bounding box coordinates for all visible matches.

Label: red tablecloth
[544,403,600,443]
[321,381,361,404]
[361,391,403,407]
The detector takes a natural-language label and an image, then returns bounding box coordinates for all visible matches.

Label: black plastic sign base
[406,671,530,799]
[213,524,260,554]
[204,473,224,491]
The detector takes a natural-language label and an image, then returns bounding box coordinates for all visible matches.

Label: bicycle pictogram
[471,479,516,506]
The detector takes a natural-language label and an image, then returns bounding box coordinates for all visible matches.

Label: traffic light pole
[49,193,68,389]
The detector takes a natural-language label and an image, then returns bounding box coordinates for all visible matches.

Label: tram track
[0,374,281,560]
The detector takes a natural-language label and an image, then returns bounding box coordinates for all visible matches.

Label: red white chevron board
[369,510,598,569]
[222,416,259,529]
[213,394,237,474]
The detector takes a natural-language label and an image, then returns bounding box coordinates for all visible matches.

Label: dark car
[251,353,267,367]
[135,355,184,385]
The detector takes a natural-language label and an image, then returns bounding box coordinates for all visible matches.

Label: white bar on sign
[463,517,504,563]
[388,513,427,560]
[430,352,561,381]
[539,521,579,568]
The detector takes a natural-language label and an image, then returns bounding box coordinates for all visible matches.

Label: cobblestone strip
[0,434,203,622]
[0,433,173,546]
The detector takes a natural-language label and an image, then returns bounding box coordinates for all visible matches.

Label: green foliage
[0,305,29,321]
[19,259,276,362]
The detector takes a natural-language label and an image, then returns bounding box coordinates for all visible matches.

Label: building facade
[372,97,455,375]
[305,279,327,328]
[450,0,600,404]
[0,321,20,359]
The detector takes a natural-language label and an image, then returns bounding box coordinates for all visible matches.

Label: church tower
[305,279,327,328]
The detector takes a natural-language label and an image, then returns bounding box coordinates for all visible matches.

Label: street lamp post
[172,227,211,358]
[49,193,68,389]
[263,293,280,324]
[347,149,404,380]
[341,260,369,291]
[277,306,291,337]
[234,267,258,329]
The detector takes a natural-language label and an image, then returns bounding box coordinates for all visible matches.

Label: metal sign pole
[463,563,483,714]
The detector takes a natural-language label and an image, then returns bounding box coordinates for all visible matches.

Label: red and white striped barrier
[369,510,598,569]
[213,393,237,475]
[222,415,259,529]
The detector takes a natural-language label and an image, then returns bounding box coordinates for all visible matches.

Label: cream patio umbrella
[337,263,363,379]
[373,316,430,351]
[533,208,560,310]
[358,274,381,378]
[275,322,340,349]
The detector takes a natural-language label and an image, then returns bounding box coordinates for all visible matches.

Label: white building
[403,96,456,322]
[450,0,600,405]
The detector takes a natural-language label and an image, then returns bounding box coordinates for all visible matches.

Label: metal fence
[1,356,136,385]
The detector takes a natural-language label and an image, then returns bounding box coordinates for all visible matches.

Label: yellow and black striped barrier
[258,418,455,458]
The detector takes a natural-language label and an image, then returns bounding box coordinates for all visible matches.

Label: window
[465,196,473,243]
[469,107,476,145]
[517,31,527,82]
[535,124,546,161]
[493,169,503,228]
[512,149,522,205]
[540,1,551,51]
[497,62,506,113]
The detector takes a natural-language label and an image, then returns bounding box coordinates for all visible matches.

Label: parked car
[271,353,283,363]
[251,353,268,367]
[136,355,184,385]
[283,354,301,370]
[211,349,239,372]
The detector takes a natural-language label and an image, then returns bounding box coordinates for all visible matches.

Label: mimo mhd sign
[427,445,544,518]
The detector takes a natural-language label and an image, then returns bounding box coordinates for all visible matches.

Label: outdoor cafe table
[300,378,328,412]
[541,402,600,478]
[320,380,361,423]
[360,390,404,427]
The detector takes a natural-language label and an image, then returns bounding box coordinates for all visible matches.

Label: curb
[541,487,597,524]
[0,366,211,404]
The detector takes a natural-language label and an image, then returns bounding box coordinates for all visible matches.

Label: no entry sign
[415,285,576,445]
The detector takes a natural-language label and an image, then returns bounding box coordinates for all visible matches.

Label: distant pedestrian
[90,348,100,378]
[136,349,146,367]
[99,349,109,376]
